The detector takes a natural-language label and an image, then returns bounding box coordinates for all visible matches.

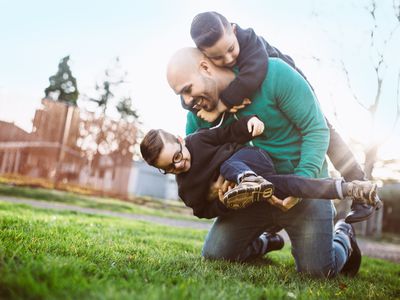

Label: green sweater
[186,58,329,179]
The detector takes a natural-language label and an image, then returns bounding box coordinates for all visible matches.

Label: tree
[312,0,400,236]
[44,56,79,106]
[311,0,399,179]
[79,57,139,173]
[116,97,139,121]
[348,0,400,180]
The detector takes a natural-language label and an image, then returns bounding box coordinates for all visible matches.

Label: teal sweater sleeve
[271,60,329,178]
[186,112,202,135]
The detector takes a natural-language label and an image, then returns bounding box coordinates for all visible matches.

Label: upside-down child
[140,115,377,220]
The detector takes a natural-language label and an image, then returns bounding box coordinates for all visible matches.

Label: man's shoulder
[268,58,292,72]
[262,58,296,84]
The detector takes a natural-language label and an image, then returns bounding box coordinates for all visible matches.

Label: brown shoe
[223,175,274,210]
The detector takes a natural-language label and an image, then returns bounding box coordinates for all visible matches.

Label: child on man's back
[187,11,382,223]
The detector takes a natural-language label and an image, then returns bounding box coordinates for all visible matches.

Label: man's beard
[201,76,219,112]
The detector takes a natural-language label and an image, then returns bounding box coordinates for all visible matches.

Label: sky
[0,0,399,174]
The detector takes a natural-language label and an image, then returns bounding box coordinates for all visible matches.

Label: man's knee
[201,241,238,261]
[296,261,338,278]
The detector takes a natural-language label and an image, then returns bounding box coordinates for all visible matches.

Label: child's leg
[220,147,275,210]
[324,120,383,222]
[265,175,342,200]
[326,121,366,181]
[266,175,377,204]
[220,146,276,183]
[222,146,376,206]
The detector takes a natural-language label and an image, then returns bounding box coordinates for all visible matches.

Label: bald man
[166,47,362,278]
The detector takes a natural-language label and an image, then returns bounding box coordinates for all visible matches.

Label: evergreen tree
[44,56,79,106]
[116,97,139,121]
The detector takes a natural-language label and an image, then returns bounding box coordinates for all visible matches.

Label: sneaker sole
[345,204,375,223]
[223,183,274,210]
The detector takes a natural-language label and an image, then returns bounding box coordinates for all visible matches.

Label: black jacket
[220,24,299,108]
[181,24,301,112]
[176,115,255,219]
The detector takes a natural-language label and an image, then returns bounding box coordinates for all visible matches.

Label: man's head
[190,11,240,68]
[166,47,235,112]
[140,129,191,175]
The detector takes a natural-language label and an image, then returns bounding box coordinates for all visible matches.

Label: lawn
[0,183,201,222]
[1,202,399,300]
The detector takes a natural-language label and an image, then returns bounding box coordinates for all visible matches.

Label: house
[1,98,179,200]
[128,160,179,200]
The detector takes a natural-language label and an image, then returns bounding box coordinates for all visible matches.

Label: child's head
[140,129,191,175]
[190,11,240,68]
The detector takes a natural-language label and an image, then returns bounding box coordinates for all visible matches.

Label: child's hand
[229,98,252,113]
[197,109,221,122]
[247,116,265,137]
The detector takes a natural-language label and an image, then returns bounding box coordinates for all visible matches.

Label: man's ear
[232,23,237,35]
[199,60,212,76]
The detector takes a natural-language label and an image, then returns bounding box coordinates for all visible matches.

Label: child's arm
[201,115,264,146]
[220,25,269,109]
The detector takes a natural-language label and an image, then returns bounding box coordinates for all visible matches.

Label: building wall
[128,160,178,200]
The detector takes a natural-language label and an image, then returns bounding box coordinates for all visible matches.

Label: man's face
[155,140,191,175]
[173,72,220,112]
[201,26,240,68]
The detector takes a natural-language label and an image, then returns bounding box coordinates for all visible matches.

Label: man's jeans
[206,147,351,277]
[220,147,342,200]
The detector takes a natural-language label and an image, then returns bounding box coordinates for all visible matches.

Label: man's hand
[247,117,265,137]
[208,175,236,202]
[268,195,302,212]
[229,98,252,113]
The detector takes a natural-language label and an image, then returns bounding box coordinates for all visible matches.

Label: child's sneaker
[223,175,274,210]
[344,180,382,223]
[346,180,377,204]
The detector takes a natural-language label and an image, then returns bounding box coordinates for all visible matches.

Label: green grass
[1,202,399,299]
[0,183,204,222]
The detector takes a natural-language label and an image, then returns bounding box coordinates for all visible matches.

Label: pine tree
[44,56,79,106]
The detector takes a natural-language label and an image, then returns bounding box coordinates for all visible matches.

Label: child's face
[201,25,240,68]
[155,139,191,175]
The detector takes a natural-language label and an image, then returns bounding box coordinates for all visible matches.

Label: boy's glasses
[158,140,183,174]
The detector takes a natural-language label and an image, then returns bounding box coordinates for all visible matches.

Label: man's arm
[273,60,329,178]
[220,25,269,108]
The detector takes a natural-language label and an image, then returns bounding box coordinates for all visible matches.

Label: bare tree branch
[394,0,400,22]
[389,69,400,131]
[367,1,378,48]
[370,55,385,114]
[340,59,369,111]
